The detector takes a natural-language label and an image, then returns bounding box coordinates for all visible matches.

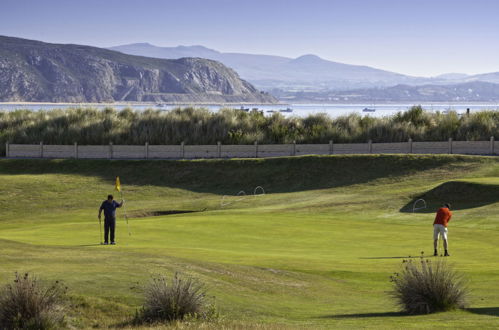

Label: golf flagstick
[115,176,131,236]
[120,190,131,236]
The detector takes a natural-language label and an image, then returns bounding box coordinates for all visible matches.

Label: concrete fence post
[254,141,259,158]
[408,138,413,154]
[448,138,453,154]
[329,140,333,155]
[368,140,373,153]
[217,141,222,158]
[5,142,9,158]
[109,142,113,159]
[40,142,44,158]
[292,141,296,156]
[490,136,495,155]
[181,142,185,159]
[74,142,78,159]
[145,142,149,159]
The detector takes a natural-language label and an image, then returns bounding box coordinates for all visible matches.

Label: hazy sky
[2,0,499,77]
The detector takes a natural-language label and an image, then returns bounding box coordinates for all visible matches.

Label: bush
[0,272,67,329]
[138,273,212,323]
[390,256,468,314]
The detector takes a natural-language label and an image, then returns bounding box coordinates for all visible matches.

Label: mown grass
[2,106,499,156]
[0,155,498,328]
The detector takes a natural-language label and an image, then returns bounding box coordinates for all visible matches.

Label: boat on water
[237,106,250,112]
[279,107,293,113]
[156,103,166,107]
[362,107,376,112]
[266,110,277,113]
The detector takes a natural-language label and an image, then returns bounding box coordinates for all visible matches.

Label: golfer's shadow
[76,244,104,247]
[359,256,424,260]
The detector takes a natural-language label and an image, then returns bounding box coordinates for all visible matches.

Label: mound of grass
[0,272,67,329]
[401,180,499,212]
[390,257,468,314]
[0,154,484,195]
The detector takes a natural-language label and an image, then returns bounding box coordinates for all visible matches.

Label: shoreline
[1,101,499,106]
[0,101,285,106]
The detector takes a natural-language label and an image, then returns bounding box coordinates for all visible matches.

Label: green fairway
[0,155,498,329]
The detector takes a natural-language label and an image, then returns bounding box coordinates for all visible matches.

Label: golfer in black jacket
[98,194,123,245]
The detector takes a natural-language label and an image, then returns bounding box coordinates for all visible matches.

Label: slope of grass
[0,155,498,328]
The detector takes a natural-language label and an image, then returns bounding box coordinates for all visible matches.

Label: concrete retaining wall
[6,139,498,159]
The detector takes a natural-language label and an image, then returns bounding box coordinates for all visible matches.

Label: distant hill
[468,72,499,84]
[0,36,276,103]
[273,81,499,103]
[110,43,499,98]
[434,73,470,80]
[109,43,427,91]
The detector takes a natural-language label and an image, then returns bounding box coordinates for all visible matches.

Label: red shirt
[434,207,452,227]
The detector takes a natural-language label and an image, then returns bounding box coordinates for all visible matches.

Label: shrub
[0,272,67,329]
[138,273,212,323]
[390,256,468,314]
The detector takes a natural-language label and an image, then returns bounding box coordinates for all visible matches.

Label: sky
[1,0,499,77]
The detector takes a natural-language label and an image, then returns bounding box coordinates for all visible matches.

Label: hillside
[0,155,498,328]
[0,36,276,103]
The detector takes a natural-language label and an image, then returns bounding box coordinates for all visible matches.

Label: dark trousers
[104,217,116,243]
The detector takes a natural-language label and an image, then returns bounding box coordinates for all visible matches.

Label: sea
[1,103,499,118]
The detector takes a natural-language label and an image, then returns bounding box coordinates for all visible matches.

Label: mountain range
[2,35,499,104]
[109,43,422,90]
[110,43,499,102]
[109,43,499,89]
[0,36,276,103]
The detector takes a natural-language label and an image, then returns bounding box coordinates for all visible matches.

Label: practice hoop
[413,198,427,212]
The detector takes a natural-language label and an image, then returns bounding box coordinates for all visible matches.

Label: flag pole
[120,190,131,236]
[115,176,131,236]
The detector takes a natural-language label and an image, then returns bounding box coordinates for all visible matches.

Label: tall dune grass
[1,106,499,155]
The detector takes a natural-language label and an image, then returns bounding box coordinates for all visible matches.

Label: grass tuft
[0,272,67,329]
[137,272,214,324]
[390,255,468,314]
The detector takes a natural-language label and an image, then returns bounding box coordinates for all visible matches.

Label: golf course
[0,154,498,329]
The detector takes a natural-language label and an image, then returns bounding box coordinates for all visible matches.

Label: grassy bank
[0,155,498,328]
[2,106,499,156]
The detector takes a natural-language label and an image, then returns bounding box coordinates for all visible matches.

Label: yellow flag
[115,176,121,192]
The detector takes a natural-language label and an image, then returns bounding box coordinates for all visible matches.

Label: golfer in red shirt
[433,203,452,256]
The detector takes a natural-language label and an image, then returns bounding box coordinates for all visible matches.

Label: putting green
[0,155,498,329]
